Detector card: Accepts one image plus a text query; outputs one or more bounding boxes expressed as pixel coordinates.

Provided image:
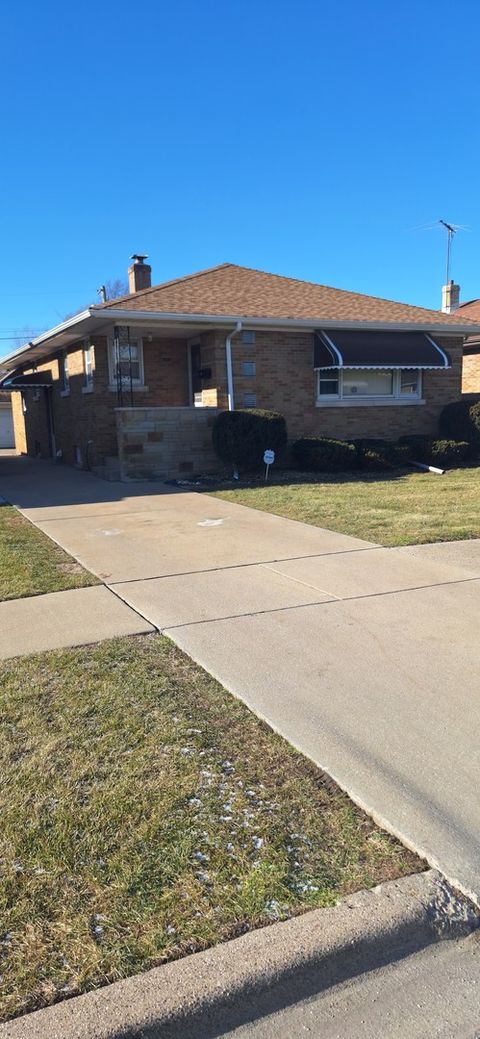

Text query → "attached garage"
[0,396,15,448]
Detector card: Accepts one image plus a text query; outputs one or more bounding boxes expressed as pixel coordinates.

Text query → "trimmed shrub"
[430,439,470,468]
[292,437,356,472]
[438,399,480,448]
[469,401,480,442]
[398,435,432,463]
[212,409,287,470]
[389,443,413,467]
[353,439,411,470]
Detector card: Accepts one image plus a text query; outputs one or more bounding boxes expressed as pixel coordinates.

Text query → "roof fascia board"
[91,309,480,335]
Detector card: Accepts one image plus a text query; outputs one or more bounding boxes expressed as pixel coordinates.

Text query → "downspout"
[225,320,242,410]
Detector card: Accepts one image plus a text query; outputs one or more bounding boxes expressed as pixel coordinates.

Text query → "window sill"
[82,385,94,394]
[108,385,149,393]
[316,398,425,408]
[60,389,70,398]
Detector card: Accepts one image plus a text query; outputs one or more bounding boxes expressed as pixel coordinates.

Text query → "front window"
[400,370,420,395]
[61,352,70,393]
[108,339,144,387]
[84,342,94,388]
[318,373,339,397]
[316,369,422,403]
[342,370,394,397]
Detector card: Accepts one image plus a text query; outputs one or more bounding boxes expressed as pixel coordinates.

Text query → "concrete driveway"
[2,454,480,902]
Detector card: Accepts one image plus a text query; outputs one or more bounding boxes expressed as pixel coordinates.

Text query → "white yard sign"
[263,449,275,480]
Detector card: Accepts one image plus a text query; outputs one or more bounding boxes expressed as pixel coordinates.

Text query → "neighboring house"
[1,257,479,480]
[456,298,480,394]
[0,376,14,448]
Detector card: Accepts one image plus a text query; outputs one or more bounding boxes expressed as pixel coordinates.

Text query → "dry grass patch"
[0,505,97,600]
[211,467,480,546]
[0,634,421,1022]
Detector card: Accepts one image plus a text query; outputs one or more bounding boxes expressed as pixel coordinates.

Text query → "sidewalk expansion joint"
[105,546,383,587]
[157,575,480,632]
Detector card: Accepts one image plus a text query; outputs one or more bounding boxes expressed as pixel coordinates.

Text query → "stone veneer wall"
[116,407,220,481]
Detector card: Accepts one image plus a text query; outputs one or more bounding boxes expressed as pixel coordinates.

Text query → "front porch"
[115,406,221,481]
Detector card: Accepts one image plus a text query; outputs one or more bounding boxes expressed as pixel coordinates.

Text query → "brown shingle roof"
[459,299,480,345]
[98,263,477,327]
[459,299,480,322]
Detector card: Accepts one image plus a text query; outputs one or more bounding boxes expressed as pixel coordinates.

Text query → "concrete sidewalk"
[1,455,480,902]
[0,585,153,659]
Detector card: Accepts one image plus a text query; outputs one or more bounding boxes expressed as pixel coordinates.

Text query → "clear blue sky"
[1,0,479,351]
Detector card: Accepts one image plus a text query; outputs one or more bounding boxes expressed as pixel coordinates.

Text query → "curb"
[1,869,479,1039]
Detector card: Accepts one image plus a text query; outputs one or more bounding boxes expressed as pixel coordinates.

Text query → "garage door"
[0,405,14,448]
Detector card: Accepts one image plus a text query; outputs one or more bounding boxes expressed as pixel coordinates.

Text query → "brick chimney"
[441,279,460,313]
[128,254,152,293]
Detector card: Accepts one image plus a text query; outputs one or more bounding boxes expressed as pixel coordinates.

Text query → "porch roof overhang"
[0,371,53,389]
[313,330,451,370]
[0,305,478,375]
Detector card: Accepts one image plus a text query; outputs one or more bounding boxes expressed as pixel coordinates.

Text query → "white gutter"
[225,320,242,410]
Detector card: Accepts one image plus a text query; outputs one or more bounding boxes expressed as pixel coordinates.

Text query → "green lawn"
[0,505,98,601]
[211,467,480,546]
[0,634,421,1022]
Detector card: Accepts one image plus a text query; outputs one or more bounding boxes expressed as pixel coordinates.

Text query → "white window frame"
[108,337,145,391]
[83,340,94,393]
[316,369,424,407]
[60,352,70,396]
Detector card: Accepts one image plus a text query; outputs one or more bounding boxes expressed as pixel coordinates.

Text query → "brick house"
[455,298,480,394]
[2,257,479,480]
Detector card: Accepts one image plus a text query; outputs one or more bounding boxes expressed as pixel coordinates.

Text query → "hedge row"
[211,407,475,474]
[291,436,470,472]
[439,398,480,452]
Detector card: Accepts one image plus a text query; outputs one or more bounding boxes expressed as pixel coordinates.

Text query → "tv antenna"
[439,219,468,283]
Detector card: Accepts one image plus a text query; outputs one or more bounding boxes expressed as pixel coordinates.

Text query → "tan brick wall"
[226,330,463,441]
[200,388,220,406]
[12,362,58,459]
[462,351,480,395]
[12,335,191,468]
[12,391,28,453]
[116,407,220,480]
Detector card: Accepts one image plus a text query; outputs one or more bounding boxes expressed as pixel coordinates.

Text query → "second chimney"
[128,254,152,293]
[441,279,460,313]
